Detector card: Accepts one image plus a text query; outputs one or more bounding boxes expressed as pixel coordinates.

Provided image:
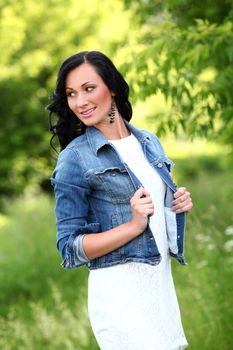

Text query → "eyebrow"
[65,81,95,90]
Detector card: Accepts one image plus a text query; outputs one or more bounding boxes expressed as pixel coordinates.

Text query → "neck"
[95,114,130,140]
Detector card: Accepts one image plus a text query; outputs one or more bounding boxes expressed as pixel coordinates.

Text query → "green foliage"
[0,157,233,349]
[0,0,131,195]
[124,0,233,25]
[0,0,232,196]
[0,193,99,349]
[173,158,233,350]
[122,0,233,144]
[0,285,99,350]
[172,154,225,181]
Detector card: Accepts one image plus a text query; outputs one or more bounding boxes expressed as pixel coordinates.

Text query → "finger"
[174,187,186,199]
[141,188,151,197]
[138,197,153,205]
[133,187,151,199]
[173,203,193,213]
[172,200,193,213]
[143,203,154,211]
[134,202,154,212]
[133,187,146,199]
[172,196,192,208]
[172,198,191,210]
[172,192,190,206]
[142,208,154,217]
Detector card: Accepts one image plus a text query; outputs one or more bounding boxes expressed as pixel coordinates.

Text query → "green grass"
[172,157,233,350]
[0,195,99,350]
[0,155,232,349]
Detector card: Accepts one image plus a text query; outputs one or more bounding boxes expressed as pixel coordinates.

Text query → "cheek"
[97,89,112,108]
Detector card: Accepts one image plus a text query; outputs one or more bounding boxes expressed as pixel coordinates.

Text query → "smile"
[80,107,96,116]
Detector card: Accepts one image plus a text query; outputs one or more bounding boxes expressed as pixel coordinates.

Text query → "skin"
[66,63,129,140]
[65,63,193,259]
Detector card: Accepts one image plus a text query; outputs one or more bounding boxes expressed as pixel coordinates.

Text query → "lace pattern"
[88,134,188,350]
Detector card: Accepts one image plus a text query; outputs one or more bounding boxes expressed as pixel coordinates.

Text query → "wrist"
[127,220,143,238]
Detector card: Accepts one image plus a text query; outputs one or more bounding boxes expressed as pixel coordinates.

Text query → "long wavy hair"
[48,51,133,151]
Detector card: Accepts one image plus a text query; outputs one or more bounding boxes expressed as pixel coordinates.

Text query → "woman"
[48,50,193,350]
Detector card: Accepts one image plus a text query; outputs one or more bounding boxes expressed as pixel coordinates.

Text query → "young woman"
[48,51,193,350]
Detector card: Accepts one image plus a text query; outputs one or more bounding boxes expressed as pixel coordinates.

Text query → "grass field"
[0,154,232,349]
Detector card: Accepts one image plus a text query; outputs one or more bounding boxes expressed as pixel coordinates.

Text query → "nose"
[76,92,88,108]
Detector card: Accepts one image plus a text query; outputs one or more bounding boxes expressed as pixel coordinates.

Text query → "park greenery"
[0,156,232,349]
[0,1,233,349]
[0,0,232,196]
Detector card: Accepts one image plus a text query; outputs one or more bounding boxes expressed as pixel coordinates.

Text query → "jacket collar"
[86,120,152,156]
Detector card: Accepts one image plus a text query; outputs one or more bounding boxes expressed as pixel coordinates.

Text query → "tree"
[0,0,232,196]
[121,0,233,145]
[0,0,131,195]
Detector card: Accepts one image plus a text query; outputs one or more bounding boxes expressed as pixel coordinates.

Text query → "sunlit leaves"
[118,6,233,145]
[0,0,232,195]
[0,0,133,195]
[0,5,26,67]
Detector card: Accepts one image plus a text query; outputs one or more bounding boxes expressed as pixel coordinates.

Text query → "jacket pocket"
[94,166,135,203]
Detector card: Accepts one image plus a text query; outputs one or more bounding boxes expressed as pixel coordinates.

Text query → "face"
[65,63,113,128]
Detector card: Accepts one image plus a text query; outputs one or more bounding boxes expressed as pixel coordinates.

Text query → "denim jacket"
[51,121,187,270]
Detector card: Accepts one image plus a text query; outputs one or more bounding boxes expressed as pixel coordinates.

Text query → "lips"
[80,107,96,117]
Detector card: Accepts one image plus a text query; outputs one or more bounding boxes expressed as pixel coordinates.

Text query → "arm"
[83,186,153,260]
[51,148,95,268]
[74,221,144,264]
[52,148,153,267]
[83,221,141,260]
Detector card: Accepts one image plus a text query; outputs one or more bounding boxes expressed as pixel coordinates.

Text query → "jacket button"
[157,163,163,168]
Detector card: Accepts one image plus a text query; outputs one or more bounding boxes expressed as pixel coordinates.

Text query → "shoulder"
[65,133,88,150]
[56,132,90,168]
[137,127,166,154]
[128,122,162,145]
[143,129,160,141]
[142,129,175,170]
[52,141,86,184]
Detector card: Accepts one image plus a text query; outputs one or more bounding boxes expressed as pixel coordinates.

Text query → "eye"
[85,86,95,92]
[67,91,76,97]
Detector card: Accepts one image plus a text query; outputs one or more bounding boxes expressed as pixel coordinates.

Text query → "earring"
[108,101,116,123]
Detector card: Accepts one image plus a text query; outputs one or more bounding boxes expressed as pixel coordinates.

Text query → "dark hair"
[48,51,132,151]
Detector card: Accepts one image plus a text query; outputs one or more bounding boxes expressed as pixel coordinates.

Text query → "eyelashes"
[86,86,95,92]
[66,86,96,97]
[67,91,76,97]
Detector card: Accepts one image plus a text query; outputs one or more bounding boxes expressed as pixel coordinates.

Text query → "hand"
[130,187,154,234]
[172,187,193,213]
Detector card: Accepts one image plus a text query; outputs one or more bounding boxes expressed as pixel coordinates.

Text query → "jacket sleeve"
[51,147,100,269]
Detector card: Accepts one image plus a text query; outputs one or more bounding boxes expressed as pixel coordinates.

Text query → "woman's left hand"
[172,187,193,213]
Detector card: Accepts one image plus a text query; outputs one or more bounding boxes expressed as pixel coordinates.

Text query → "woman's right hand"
[82,187,154,260]
[130,187,154,234]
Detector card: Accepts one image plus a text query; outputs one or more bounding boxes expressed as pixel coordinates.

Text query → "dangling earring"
[108,100,116,123]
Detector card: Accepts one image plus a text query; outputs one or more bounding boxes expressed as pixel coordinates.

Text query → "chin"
[81,116,109,128]
[81,118,99,127]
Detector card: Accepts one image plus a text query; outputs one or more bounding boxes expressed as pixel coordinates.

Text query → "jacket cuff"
[73,234,90,264]
[61,223,100,269]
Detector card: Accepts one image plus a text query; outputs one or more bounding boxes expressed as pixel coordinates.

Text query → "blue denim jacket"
[51,121,186,270]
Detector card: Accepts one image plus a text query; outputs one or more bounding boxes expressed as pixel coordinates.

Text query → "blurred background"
[0,0,232,349]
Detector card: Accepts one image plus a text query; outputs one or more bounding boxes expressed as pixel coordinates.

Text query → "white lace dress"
[88,134,188,350]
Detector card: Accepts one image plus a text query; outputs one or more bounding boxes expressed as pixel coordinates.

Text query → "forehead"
[66,63,103,87]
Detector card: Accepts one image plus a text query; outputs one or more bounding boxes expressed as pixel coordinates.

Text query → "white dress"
[88,134,188,350]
